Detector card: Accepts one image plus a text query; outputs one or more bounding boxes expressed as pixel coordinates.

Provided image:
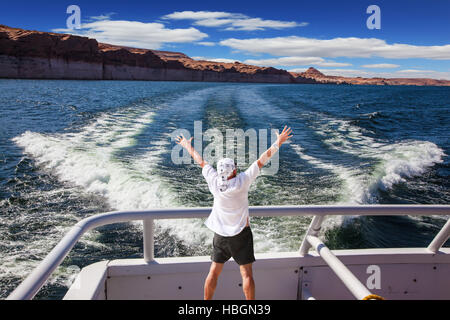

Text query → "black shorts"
[212,226,256,265]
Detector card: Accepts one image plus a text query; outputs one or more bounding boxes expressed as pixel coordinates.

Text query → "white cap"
[217,158,236,192]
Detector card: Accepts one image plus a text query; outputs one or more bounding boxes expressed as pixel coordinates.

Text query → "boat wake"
[12,108,175,210]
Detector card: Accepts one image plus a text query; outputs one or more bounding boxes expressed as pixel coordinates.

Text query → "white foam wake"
[291,143,371,204]
[12,108,176,211]
[12,86,219,211]
[373,141,445,191]
[296,113,446,204]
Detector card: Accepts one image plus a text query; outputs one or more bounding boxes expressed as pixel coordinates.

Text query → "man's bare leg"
[204,262,224,300]
[239,263,255,300]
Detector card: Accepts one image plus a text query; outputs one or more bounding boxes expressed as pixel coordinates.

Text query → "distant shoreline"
[1,25,449,86]
[2,78,449,89]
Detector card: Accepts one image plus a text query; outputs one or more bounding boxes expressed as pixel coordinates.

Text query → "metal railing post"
[306,235,372,300]
[143,219,154,263]
[299,215,325,256]
[427,219,450,253]
[301,287,316,300]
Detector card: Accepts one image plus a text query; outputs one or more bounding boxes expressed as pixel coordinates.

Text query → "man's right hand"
[275,125,293,146]
[257,125,293,169]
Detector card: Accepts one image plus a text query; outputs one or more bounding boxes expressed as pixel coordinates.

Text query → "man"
[175,126,293,300]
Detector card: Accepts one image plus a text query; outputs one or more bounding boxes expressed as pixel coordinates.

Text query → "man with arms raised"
[175,126,293,300]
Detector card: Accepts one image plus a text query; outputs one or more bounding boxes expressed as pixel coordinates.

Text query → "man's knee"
[239,263,253,281]
[208,262,224,279]
[207,271,220,282]
[242,273,254,284]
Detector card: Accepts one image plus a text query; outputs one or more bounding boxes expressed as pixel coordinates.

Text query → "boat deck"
[64,248,450,300]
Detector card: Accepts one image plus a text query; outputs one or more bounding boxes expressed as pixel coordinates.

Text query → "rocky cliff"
[291,67,450,86]
[0,25,296,83]
[1,25,449,86]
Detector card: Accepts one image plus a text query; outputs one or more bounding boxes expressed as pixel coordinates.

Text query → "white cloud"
[288,68,308,73]
[361,63,400,68]
[162,10,307,31]
[195,18,235,27]
[397,69,433,73]
[162,11,238,20]
[220,36,450,60]
[222,18,306,31]
[52,19,208,49]
[243,56,351,67]
[192,56,239,63]
[197,41,216,46]
[88,13,116,21]
[317,61,352,67]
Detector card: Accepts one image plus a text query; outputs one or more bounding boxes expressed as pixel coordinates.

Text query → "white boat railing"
[6,204,450,300]
[427,218,450,253]
[306,235,373,300]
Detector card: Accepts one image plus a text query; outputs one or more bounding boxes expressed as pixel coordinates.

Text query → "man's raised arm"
[175,134,207,168]
[257,126,293,169]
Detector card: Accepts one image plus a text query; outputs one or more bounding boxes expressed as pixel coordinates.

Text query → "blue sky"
[2,0,450,79]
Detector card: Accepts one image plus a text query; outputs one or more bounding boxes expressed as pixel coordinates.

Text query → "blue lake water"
[0,80,449,299]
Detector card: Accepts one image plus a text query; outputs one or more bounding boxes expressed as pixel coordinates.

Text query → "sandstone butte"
[1,25,449,86]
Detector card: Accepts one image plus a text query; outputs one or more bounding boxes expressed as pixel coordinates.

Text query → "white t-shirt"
[202,161,260,237]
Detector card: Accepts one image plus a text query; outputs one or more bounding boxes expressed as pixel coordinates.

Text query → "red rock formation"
[1,25,449,86]
[291,67,450,86]
[0,25,101,62]
[0,25,295,82]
